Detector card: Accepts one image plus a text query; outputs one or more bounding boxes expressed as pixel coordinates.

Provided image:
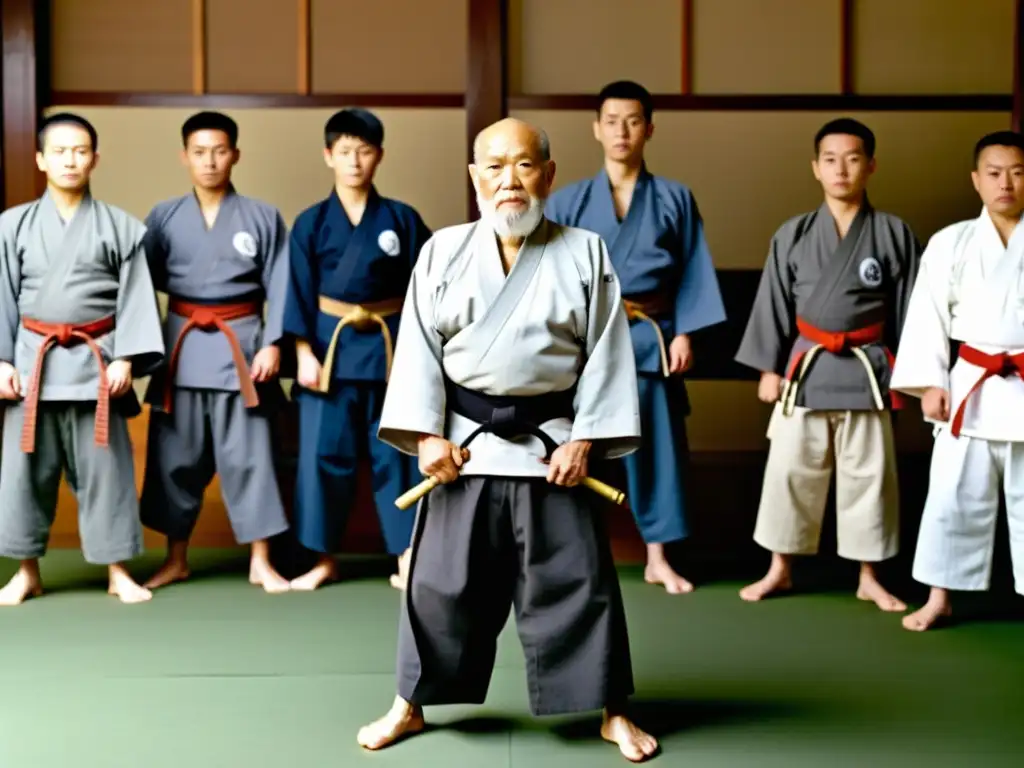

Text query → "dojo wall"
[25,0,1018,552]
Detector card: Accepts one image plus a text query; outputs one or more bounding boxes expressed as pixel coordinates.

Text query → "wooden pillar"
[1014,0,1023,131]
[466,0,508,220]
[297,0,312,95]
[191,0,207,96]
[680,0,693,94]
[839,0,854,95]
[1,0,47,208]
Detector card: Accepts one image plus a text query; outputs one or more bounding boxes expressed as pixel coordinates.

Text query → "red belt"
[784,317,903,410]
[949,345,1024,437]
[20,314,116,453]
[164,298,262,413]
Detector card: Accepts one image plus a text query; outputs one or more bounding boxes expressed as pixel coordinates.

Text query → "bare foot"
[902,587,952,632]
[739,572,793,601]
[601,710,660,762]
[249,557,291,594]
[289,556,338,591]
[643,543,693,594]
[389,548,411,591]
[356,696,426,750]
[144,559,190,590]
[108,565,153,604]
[644,560,693,594]
[740,553,793,601]
[856,564,906,612]
[0,563,43,606]
[145,540,190,589]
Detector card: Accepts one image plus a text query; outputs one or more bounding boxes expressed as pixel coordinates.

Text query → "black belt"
[394,379,627,510]
[444,380,576,458]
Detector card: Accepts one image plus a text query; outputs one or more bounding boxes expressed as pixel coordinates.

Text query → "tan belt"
[316,295,403,392]
[622,292,672,377]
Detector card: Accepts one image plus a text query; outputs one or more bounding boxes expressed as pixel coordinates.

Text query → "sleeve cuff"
[570,414,642,459]
[378,410,447,456]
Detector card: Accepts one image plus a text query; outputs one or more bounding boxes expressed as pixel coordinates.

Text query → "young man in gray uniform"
[140,111,291,593]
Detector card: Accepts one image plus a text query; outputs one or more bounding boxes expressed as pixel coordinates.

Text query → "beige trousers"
[753,405,900,562]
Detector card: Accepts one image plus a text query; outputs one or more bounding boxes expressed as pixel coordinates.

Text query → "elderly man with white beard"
[355,118,659,762]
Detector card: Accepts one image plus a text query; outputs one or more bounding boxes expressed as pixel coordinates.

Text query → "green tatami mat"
[1,549,1022,768]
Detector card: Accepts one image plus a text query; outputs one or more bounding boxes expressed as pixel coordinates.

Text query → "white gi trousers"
[913,429,1024,594]
[753,405,900,562]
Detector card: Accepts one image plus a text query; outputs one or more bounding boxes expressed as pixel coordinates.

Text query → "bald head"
[472,118,550,165]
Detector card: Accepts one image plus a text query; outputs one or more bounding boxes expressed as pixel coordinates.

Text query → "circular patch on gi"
[233,231,258,258]
[378,229,401,257]
[858,256,883,288]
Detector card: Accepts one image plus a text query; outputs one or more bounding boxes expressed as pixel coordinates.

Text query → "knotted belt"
[622,291,672,377]
[164,297,262,414]
[20,314,116,453]
[316,295,403,392]
[394,380,626,510]
[780,317,902,417]
[949,345,1024,437]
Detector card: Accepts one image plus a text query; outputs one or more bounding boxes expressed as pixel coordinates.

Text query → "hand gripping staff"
[394,420,627,510]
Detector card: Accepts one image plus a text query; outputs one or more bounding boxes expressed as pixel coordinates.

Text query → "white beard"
[476,192,546,239]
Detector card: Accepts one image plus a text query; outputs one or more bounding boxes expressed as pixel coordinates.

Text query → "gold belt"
[622,293,671,377]
[316,295,403,392]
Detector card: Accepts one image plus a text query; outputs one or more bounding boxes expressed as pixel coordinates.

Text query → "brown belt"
[164,297,263,413]
[315,295,403,392]
[20,314,117,453]
[622,292,672,377]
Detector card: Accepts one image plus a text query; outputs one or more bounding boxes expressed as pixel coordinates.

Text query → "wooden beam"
[840,0,853,95]
[507,93,1012,112]
[47,91,465,109]
[1014,0,1023,131]
[191,0,207,96]
[466,0,508,220]
[297,0,311,95]
[681,0,693,94]
[1,0,43,208]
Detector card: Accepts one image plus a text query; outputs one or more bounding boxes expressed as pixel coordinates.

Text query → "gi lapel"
[606,166,651,276]
[459,219,549,367]
[978,206,1024,282]
[320,188,382,297]
[191,186,239,287]
[583,169,622,247]
[800,200,871,320]
[31,192,95,315]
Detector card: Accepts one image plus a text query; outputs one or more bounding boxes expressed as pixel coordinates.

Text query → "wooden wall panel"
[692,0,842,94]
[206,0,299,93]
[854,0,1015,94]
[310,0,466,94]
[510,0,681,94]
[50,0,193,92]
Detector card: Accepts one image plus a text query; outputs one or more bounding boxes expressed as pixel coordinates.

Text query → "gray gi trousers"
[140,388,289,545]
[0,401,143,565]
[397,476,635,716]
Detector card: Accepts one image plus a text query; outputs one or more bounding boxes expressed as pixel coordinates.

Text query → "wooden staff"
[395,473,626,511]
